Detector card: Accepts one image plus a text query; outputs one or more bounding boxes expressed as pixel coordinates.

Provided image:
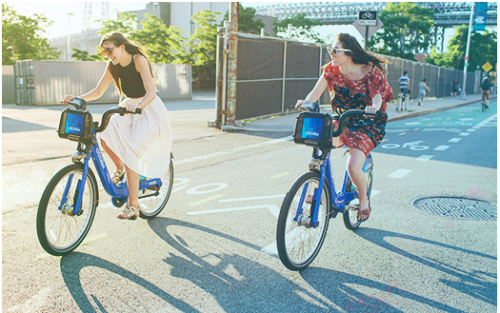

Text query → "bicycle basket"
[293,112,333,147]
[57,108,93,142]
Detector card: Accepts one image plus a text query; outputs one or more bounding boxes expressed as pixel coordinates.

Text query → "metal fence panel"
[237,37,284,80]
[235,81,282,119]
[13,60,191,105]
[2,65,15,104]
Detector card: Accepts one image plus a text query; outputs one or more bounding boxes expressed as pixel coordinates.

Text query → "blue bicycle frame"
[293,151,373,227]
[63,129,162,216]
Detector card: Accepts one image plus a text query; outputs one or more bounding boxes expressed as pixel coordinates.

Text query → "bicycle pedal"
[147,185,160,191]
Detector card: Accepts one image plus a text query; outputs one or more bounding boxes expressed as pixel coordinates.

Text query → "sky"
[5,1,496,52]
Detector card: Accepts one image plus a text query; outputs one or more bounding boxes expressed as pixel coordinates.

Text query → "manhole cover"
[412,196,497,221]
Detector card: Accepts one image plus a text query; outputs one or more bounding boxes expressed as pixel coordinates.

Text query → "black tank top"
[118,54,147,98]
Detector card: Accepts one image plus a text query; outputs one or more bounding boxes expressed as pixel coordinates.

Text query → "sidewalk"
[223,94,494,132]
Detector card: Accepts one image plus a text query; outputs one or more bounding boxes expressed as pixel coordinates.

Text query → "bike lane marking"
[388,169,412,178]
[175,135,292,165]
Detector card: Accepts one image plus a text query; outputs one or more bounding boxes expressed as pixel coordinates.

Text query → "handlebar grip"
[135,107,142,114]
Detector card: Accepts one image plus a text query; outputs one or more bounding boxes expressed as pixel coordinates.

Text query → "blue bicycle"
[277,108,379,271]
[36,97,173,256]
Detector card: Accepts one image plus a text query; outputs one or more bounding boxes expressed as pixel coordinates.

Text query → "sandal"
[117,206,139,220]
[112,168,126,184]
[357,200,371,222]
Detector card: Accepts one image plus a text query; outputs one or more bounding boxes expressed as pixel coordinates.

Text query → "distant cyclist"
[480,77,493,108]
[399,71,410,96]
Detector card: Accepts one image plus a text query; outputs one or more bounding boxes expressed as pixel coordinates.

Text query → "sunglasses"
[100,46,117,57]
[327,47,352,55]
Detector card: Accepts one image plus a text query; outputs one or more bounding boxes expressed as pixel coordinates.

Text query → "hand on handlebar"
[364,105,380,114]
[62,94,76,104]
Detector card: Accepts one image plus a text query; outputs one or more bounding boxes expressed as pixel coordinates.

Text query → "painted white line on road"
[434,145,449,151]
[467,129,476,132]
[475,114,497,128]
[459,132,470,136]
[219,195,285,203]
[417,155,433,161]
[175,136,292,165]
[388,169,412,178]
[448,138,462,143]
[187,205,279,217]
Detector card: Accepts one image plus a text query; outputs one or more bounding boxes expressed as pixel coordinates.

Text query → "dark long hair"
[100,32,156,100]
[337,33,390,75]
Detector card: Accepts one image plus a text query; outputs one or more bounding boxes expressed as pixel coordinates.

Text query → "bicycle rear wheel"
[277,171,330,271]
[139,156,174,219]
[36,163,98,256]
[343,167,373,230]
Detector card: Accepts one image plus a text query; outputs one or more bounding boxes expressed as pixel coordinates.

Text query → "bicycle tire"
[36,163,98,256]
[343,167,373,230]
[277,171,330,271]
[139,157,174,219]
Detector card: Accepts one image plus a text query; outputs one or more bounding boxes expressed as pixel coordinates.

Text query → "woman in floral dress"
[296,33,393,222]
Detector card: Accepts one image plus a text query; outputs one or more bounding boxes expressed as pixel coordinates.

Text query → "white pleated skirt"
[98,95,173,178]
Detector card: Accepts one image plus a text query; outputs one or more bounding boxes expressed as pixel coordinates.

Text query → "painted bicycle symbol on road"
[381,141,429,150]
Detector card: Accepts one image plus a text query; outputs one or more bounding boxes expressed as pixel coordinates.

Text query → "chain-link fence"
[231,34,477,121]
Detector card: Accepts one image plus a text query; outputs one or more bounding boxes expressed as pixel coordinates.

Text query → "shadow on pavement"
[354,228,497,306]
[2,117,54,133]
[148,217,332,312]
[60,252,198,313]
[147,217,470,312]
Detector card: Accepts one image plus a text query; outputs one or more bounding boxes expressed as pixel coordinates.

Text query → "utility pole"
[67,13,73,60]
[460,3,474,100]
[225,2,238,126]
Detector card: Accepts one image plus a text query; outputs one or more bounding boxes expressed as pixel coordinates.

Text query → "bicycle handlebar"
[64,97,142,133]
[331,110,384,138]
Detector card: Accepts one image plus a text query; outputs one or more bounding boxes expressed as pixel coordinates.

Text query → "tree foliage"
[129,14,187,64]
[221,4,265,34]
[425,26,497,73]
[2,3,61,65]
[273,13,324,43]
[71,48,103,61]
[368,2,435,61]
[97,12,137,37]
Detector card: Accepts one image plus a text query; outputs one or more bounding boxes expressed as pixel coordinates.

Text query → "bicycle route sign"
[358,11,377,26]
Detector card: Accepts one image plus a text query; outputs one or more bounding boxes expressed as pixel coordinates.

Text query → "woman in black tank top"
[62,32,173,220]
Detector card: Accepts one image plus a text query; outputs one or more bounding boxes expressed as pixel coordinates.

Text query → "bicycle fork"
[59,157,91,216]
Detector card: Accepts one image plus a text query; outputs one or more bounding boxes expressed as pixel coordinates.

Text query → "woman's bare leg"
[100,139,124,170]
[347,148,370,214]
[124,165,140,209]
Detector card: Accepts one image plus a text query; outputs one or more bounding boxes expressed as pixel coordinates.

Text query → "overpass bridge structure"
[254,2,497,52]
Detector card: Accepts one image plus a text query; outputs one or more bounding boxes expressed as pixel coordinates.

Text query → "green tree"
[180,10,221,84]
[425,26,497,72]
[368,2,434,61]
[97,12,137,36]
[71,48,105,61]
[221,4,265,34]
[129,14,187,64]
[2,3,61,65]
[273,13,324,43]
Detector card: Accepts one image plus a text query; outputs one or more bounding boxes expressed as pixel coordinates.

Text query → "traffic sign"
[358,11,377,26]
[482,62,493,72]
[353,17,383,40]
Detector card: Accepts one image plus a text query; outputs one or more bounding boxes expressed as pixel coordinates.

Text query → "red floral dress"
[322,62,393,156]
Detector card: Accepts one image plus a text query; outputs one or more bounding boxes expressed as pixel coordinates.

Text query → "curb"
[223,96,494,132]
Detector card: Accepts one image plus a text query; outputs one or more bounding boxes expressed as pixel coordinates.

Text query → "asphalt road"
[2,98,497,312]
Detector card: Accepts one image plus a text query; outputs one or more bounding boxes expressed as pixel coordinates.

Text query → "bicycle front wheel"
[277,171,330,271]
[36,163,98,256]
[139,156,174,219]
[343,167,373,230]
